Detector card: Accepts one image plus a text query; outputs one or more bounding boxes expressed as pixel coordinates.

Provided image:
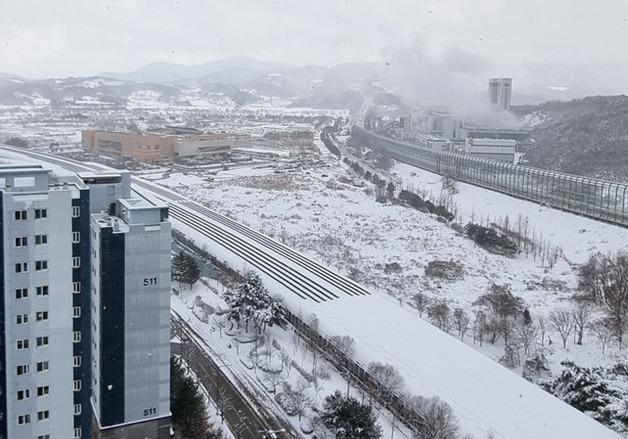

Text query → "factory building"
[464,138,520,163]
[0,165,171,439]
[82,128,231,161]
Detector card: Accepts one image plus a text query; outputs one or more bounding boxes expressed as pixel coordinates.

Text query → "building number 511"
[143,277,158,286]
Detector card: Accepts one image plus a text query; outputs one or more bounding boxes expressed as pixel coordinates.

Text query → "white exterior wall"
[123,221,171,422]
[3,189,75,439]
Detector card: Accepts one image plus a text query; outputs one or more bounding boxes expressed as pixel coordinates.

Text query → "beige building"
[82,129,231,161]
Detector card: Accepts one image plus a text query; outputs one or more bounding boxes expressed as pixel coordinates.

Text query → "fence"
[283,307,431,435]
[352,126,628,227]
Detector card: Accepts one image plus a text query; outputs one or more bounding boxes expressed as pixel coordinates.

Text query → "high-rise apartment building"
[489,78,512,110]
[0,165,171,439]
[90,198,171,439]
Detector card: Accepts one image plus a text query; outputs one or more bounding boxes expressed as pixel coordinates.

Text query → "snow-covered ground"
[128,170,616,438]
[392,162,628,264]
[172,278,411,438]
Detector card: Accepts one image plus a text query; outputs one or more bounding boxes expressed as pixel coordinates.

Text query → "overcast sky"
[2,0,628,78]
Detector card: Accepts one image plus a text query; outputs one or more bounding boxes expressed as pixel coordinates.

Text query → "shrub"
[465,223,518,256]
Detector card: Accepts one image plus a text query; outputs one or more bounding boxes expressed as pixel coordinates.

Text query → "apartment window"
[36,285,49,296]
[72,307,81,319]
[72,205,80,218]
[73,331,81,343]
[73,404,82,415]
[17,389,30,400]
[73,355,81,367]
[35,234,48,245]
[14,236,27,247]
[37,410,49,421]
[16,313,29,325]
[36,361,49,372]
[17,414,31,425]
[38,435,51,439]
[37,385,49,397]
[16,339,29,350]
[36,336,49,347]
[15,288,28,299]
[14,210,27,221]
[15,263,28,273]
[16,364,30,375]
[72,256,80,268]
[35,260,48,271]
[36,311,48,322]
[34,209,47,219]
[73,282,81,294]
[72,231,80,243]
[74,426,82,438]
[73,380,81,391]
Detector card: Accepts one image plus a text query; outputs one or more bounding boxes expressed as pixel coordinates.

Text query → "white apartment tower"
[0,165,91,439]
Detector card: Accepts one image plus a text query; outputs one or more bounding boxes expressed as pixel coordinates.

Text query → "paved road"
[172,311,298,439]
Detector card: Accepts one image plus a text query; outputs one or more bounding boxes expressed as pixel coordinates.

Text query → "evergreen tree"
[223,271,284,333]
[172,252,201,289]
[170,357,220,438]
[320,391,382,438]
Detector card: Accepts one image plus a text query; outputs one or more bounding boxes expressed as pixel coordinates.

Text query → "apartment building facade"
[90,198,171,439]
[0,165,171,439]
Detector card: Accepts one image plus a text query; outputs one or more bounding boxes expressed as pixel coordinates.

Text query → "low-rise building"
[464,138,519,163]
[82,129,231,161]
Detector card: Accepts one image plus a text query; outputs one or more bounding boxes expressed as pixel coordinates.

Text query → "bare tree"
[279,348,292,378]
[537,315,547,347]
[412,396,460,439]
[264,371,284,394]
[412,293,429,317]
[329,335,355,359]
[549,310,573,349]
[453,308,470,341]
[367,362,405,394]
[602,253,628,349]
[427,301,451,332]
[592,320,612,354]
[572,302,593,345]
[292,379,312,421]
[517,321,539,356]
[213,316,227,339]
[473,310,486,346]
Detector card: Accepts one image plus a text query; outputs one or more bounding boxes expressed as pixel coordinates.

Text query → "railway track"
[0,146,371,304]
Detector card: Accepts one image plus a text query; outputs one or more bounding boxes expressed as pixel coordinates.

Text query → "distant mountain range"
[3,57,628,110]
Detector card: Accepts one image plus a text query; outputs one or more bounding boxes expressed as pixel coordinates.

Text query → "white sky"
[2,0,628,78]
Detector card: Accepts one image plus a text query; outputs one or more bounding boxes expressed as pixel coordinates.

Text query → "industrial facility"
[81,127,232,162]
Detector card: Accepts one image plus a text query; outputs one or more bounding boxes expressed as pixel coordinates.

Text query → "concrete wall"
[3,187,75,439]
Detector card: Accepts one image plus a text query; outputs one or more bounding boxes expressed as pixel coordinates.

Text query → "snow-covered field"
[145,154,626,438]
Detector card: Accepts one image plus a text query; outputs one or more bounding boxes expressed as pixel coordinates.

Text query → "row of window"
[14,232,80,248]
[17,361,49,375]
[14,283,81,301]
[17,409,49,424]
[14,208,48,221]
[15,257,80,273]
[15,308,80,325]
[16,335,49,350]
[16,355,82,377]
[17,385,49,400]
[14,206,80,220]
